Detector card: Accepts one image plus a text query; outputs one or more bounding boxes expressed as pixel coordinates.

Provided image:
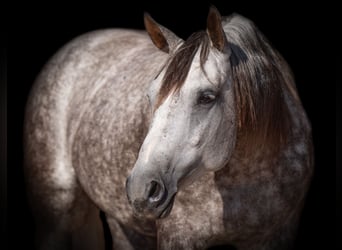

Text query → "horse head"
[126,7,237,219]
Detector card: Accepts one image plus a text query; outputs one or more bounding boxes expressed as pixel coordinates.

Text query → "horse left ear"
[144,13,182,54]
[206,6,228,52]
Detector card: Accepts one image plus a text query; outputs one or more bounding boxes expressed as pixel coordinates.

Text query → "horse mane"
[156,14,293,154]
[223,14,292,153]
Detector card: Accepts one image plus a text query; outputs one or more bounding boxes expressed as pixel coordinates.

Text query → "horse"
[24,6,313,250]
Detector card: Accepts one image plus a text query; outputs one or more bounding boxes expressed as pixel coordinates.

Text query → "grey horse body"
[24,13,313,250]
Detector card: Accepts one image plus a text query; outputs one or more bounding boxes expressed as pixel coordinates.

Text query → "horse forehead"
[187,49,228,87]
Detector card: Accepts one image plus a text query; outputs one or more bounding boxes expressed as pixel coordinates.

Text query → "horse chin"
[131,192,177,220]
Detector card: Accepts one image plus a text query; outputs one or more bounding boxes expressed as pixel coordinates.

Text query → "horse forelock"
[155,31,210,109]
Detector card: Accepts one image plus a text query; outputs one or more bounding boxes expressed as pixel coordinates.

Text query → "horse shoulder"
[24,28,163,208]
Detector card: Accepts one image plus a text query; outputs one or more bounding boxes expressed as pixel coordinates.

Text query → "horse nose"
[126,174,168,216]
[146,180,167,207]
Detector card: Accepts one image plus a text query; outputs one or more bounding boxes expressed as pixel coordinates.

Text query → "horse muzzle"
[126,174,177,219]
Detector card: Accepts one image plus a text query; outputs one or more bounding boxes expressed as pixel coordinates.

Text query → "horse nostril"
[147,181,165,205]
[148,181,161,200]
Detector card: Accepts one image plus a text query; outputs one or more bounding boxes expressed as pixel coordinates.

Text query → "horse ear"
[206,6,228,51]
[144,13,182,53]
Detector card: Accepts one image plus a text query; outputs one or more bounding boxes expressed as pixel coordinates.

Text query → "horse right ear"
[206,6,228,52]
[144,13,182,54]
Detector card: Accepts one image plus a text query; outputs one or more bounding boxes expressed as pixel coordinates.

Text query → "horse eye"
[198,92,217,105]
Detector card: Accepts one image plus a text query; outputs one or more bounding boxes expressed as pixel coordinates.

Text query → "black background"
[8,1,337,250]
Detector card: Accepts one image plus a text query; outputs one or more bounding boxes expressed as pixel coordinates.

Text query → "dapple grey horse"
[24,6,313,250]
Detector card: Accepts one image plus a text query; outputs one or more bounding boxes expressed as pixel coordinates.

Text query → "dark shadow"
[207,244,237,250]
[229,43,248,67]
[100,211,113,250]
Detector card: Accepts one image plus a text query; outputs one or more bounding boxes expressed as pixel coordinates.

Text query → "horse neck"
[221,82,311,185]
[220,140,276,185]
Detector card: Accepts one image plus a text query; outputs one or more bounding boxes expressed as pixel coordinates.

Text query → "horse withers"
[24,6,313,250]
